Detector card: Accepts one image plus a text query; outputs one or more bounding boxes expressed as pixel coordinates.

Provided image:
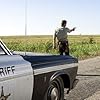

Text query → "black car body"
[0,39,78,100]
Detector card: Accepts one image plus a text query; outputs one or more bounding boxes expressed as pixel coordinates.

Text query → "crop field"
[0,35,100,60]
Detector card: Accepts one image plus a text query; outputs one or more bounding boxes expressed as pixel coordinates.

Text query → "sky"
[0,0,100,36]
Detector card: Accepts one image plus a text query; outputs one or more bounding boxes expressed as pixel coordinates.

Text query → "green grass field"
[0,35,100,60]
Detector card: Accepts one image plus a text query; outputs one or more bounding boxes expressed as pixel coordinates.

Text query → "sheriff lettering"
[0,66,15,76]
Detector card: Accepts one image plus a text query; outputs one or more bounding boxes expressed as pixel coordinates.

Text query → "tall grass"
[1,35,100,60]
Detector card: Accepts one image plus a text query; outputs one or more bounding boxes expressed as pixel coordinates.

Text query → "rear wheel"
[46,77,64,100]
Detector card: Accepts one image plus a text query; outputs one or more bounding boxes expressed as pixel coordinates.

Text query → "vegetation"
[0,35,100,60]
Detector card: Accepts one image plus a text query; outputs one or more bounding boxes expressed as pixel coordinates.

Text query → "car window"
[0,45,6,55]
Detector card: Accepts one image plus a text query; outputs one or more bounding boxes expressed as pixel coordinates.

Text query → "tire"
[46,77,64,100]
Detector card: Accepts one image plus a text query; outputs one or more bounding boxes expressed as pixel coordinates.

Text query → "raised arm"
[69,27,76,32]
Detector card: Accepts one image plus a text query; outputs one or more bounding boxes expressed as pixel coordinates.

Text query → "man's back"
[55,27,70,41]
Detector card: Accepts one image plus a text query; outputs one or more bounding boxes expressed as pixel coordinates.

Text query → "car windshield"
[0,45,6,55]
[0,40,12,55]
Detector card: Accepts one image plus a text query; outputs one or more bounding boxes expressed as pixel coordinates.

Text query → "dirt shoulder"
[65,56,100,100]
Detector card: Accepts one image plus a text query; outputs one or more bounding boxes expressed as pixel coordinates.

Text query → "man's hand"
[72,27,76,31]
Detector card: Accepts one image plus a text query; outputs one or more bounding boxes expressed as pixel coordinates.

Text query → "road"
[64,56,100,100]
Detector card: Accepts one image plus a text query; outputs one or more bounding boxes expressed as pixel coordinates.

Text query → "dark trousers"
[58,41,69,55]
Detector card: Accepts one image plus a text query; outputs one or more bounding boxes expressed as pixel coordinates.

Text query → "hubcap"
[51,87,59,100]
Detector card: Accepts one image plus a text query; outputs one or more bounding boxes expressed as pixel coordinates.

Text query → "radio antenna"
[25,0,27,55]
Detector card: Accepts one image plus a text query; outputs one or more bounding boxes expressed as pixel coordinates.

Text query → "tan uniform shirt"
[54,27,70,41]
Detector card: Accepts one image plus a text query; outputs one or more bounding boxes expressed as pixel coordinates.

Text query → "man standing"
[53,20,76,55]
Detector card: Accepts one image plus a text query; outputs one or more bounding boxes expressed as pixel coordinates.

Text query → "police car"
[0,39,78,100]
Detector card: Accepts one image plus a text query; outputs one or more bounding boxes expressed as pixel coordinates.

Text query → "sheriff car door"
[0,41,33,100]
